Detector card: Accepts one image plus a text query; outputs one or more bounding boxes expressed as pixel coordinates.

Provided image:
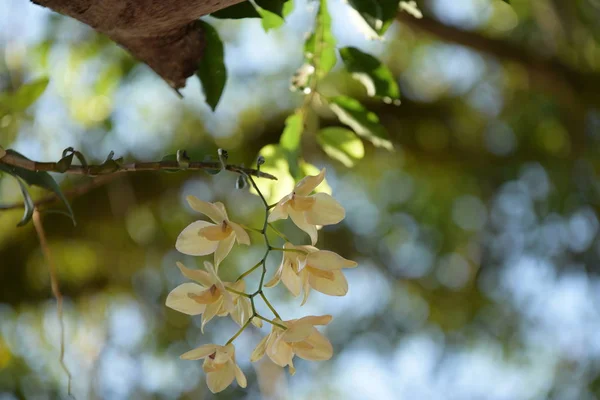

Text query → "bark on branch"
[31,0,245,89]
[0,151,276,179]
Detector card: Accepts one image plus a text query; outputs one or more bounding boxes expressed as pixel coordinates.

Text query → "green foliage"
[0,150,75,226]
[279,112,304,178]
[347,0,399,37]
[196,21,227,111]
[211,2,260,18]
[328,96,393,150]
[0,77,49,113]
[339,47,400,100]
[211,0,293,31]
[13,175,34,227]
[304,0,337,80]
[317,127,365,167]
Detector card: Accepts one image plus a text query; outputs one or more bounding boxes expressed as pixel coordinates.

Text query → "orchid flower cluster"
[165,168,357,393]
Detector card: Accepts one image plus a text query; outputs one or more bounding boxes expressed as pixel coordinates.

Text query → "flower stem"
[226,318,252,345]
[254,314,286,330]
[270,247,307,254]
[268,223,290,242]
[260,292,281,320]
[225,287,251,298]
[235,259,263,282]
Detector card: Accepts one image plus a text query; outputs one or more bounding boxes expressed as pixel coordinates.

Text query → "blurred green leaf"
[0,77,49,112]
[304,0,337,79]
[347,0,398,37]
[0,165,34,227]
[254,144,295,203]
[256,7,285,31]
[317,127,365,167]
[15,177,34,227]
[211,2,260,18]
[2,150,76,225]
[279,112,304,178]
[211,0,292,23]
[328,96,393,150]
[196,21,227,111]
[339,47,400,100]
[0,145,5,159]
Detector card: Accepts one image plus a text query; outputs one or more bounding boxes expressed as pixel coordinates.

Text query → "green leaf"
[211,0,292,22]
[279,112,304,178]
[1,150,76,225]
[256,0,290,17]
[256,7,285,31]
[15,176,34,227]
[317,127,365,167]
[196,21,227,111]
[347,0,398,37]
[339,47,400,101]
[0,77,49,112]
[0,145,5,159]
[211,2,260,18]
[304,0,337,79]
[328,96,393,150]
[0,165,34,227]
[254,144,295,203]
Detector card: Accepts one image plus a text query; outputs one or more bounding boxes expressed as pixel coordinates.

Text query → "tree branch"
[0,152,276,179]
[396,12,600,107]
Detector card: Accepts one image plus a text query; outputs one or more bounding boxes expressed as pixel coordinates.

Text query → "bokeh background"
[2,0,600,398]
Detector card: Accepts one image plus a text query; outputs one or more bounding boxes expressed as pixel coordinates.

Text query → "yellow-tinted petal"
[189,285,220,304]
[176,221,220,256]
[176,262,212,286]
[180,344,218,360]
[187,196,226,223]
[309,270,348,296]
[214,233,236,268]
[266,333,294,367]
[295,168,325,196]
[264,265,283,288]
[214,202,229,220]
[234,362,247,388]
[165,283,208,315]
[204,262,231,311]
[229,222,251,245]
[305,193,345,225]
[251,335,269,362]
[306,250,358,271]
[308,268,335,280]
[201,296,224,333]
[199,224,233,241]
[281,262,303,297]
[214,344,235,364]
[267,200,290,222]
[293,330,333,361]
[206,362,235,393]
[283,322,313,342]
[294,315,333,326]
[289,208,318,245]
[300,276,311,306]
[291,195,315,211]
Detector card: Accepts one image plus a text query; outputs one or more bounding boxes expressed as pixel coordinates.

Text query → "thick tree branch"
[31,0,245,89]
[396,12,600,107]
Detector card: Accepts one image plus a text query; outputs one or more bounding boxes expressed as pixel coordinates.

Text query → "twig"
[0,153,277,180]
[32,209,73,397]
